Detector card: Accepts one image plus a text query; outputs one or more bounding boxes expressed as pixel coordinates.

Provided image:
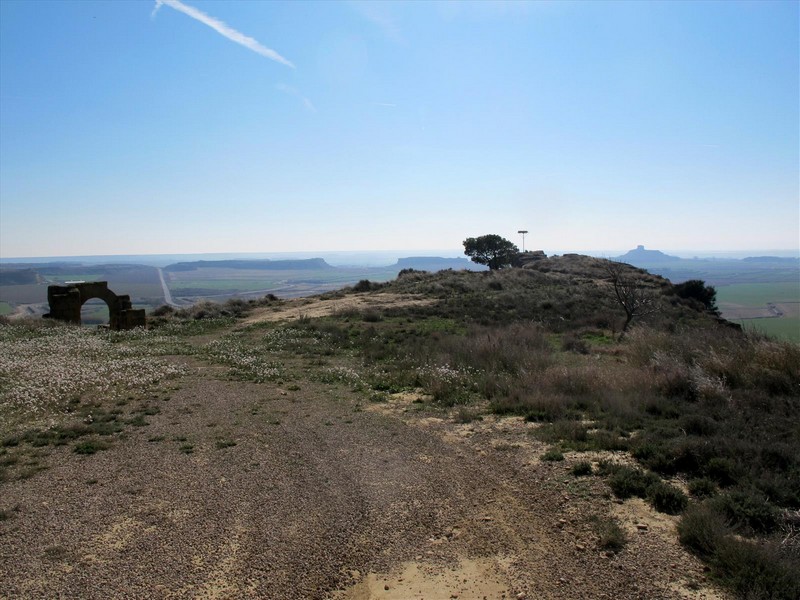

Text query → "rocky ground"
[0,300,729,599]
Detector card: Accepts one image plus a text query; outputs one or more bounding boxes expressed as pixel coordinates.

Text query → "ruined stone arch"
[44,282,146,330]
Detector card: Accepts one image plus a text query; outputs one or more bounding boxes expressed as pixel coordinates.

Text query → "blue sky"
[1,0,797,258]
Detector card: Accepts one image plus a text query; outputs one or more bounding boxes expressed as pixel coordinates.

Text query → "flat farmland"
[744,317,800,343]
[717,281,800,343]
[0,283,48,304]
[0,272,108,305]
[165,266,399,299]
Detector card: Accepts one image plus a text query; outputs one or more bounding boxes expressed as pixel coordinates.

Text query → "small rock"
[559,577,567,585]
[516,593,527,599]
[575,544,585,551]
[635,523,648,531]
[384,584,390,591]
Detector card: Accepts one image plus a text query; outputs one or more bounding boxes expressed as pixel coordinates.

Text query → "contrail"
[276,83,316,113]
[152,0,294,68]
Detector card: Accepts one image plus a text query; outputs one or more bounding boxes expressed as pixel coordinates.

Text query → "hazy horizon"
[1,1,798,258]
[2,246,798,269]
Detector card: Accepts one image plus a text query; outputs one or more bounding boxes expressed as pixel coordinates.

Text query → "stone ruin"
[516,250,548,268]
[44,281,146,330]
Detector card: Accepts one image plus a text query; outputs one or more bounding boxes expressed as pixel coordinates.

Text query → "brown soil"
[1,354,727,600]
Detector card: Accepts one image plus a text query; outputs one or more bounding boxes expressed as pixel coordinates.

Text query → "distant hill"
[0,268,40,285]
[742,256,800,264]
[394,257,486,272]
[607,246,799,286]
[164,258,333,272]
[614,245,681,264]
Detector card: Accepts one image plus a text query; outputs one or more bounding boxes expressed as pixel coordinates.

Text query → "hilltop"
[615,245,681,263]
[1,255,798,599]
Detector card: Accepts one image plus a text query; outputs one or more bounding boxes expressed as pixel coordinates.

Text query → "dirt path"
[0,358,725,599]
[241,293,436,326]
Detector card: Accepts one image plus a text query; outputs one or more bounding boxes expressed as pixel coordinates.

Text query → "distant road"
[157,268,181,307]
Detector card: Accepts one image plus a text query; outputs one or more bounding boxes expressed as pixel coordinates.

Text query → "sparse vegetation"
[2,254,797,598]
[73,439,109,455]
[542,448,564,462]
[679,504,800,600]
[647,481,688,515]
[571,461,593,476]
[591,515,627,553]
[604,261,661,338]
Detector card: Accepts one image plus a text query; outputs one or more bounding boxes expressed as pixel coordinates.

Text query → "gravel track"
[1,360,725,599]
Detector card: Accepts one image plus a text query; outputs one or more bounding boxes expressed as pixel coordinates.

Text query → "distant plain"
[1,250,798,342]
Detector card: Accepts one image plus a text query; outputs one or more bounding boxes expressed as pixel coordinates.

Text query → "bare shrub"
[625,326,799,399]
[151,305,174,317]
[648,481,688,514]
[414,363,476,406]
[442,323,552,375]
[175,299,249,320]
[361,309,382,323]
[679,504,800,599]
[453,406,482,423]
[572,461,593,476]
[491,388,569,420]
[607,465,661,499]
[679,503,726,558]
[352,280,375,292]
[545,365,601,397]
[591,515,627,552]
[542,447,564,461]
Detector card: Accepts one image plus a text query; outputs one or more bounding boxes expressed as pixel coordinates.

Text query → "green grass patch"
[716,282,800,306]
[717,282,800,343]
[741,317,800,344]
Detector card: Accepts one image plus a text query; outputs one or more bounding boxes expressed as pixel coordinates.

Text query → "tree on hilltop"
[463,235,519,270]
